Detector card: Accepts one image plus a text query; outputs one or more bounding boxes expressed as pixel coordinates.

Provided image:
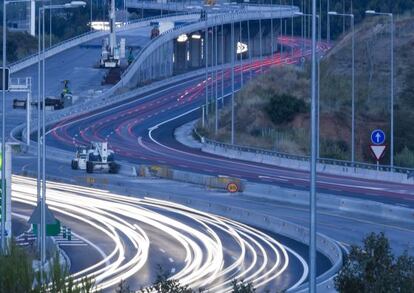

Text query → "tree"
[140,266,193,293]
[231,279,256,293]
[266,93,307,125]
[335,232,414,293]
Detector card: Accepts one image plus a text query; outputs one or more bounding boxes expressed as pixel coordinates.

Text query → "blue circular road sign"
[371,129,386,145]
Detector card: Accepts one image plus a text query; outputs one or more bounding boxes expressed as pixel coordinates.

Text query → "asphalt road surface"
[11,175,326,292]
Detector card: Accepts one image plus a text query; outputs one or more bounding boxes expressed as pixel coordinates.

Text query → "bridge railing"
[9,12,200,73]
[202,137,414,175]
[115,6,299,92]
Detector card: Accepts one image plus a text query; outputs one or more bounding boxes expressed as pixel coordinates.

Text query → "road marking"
[168,257,174,263]
[258,175,289,182]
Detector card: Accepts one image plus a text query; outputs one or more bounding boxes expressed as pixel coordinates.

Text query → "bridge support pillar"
[173,38,188,74]
[189,33,202,69]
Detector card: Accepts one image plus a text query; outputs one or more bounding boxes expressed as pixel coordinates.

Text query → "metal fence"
[203,137,414,175]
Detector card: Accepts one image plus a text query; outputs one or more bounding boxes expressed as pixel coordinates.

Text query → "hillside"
[200,16,414,167]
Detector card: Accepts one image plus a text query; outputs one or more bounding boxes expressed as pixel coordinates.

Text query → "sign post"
[0,143,12,245]
[370,129,387,170]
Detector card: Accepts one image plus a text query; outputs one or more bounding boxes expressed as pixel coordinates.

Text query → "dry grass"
[200,16,414,166]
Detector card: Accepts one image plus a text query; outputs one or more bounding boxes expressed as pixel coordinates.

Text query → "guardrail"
[202,137,414,175]
[9,12,200,73]
[127,0,294,12]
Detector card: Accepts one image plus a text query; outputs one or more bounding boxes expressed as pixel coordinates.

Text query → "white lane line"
[258,175,289,182]
[168,257,174,263]
[159,248,166,253]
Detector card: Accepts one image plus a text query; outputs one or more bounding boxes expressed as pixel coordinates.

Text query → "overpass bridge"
[113,4,300,94]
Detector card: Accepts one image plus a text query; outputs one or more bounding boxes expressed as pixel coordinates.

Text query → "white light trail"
[12,176,308,292]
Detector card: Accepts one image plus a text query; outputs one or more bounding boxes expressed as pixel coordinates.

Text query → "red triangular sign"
[370,145,387,160]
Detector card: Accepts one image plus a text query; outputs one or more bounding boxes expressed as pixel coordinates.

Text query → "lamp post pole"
[327,0,330,42]
[329,11,355,163]
[366,10,394,168]
[205,21,209,120]
[310,0,317,290]
[38,0,86,272]
[1,0,7,255]
[2,0,41,254]
[231,15,235,145]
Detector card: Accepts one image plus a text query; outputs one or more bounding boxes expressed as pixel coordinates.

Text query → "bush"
[334,232,414,293]
[0,242,94,293]
[0,241,34,293]
[231,279,256,293]
[320,139,349,160]
[395,146,414,168]
[266,94,307,125]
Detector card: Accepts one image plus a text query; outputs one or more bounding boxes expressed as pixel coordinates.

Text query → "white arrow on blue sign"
[371,129,385,145]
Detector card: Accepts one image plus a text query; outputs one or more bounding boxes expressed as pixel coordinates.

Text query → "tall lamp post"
[366,10,394,168]
[1,0,7,255]
[38,0,86,269]
[329,11,355,164]
[295,11,320,158]
[2,0,46,255]
[309,0,317,291]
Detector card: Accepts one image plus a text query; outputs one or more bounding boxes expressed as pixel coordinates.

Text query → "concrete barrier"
[245,182,414,224]
[139,164,246,192]
[202,142,414,185]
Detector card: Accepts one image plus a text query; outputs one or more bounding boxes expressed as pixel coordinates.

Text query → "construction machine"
[71,142,120,173]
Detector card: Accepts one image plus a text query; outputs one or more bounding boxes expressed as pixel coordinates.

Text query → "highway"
[45,37,414,207]
[11,175,322,292]
[8,18,414,290]
[4,19,339,291]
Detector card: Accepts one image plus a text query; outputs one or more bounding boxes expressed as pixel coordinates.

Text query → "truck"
[71,146,88,170]
[71,142,120,174]
[14,80,72,110]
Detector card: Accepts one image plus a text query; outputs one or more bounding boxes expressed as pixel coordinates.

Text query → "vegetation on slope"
[201,16,414,167]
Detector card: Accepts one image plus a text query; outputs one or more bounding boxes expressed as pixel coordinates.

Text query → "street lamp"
[328,11,355,164]
[365,10,394,169]
[2,0,47,255]
[295,11,321,159]
[309,0,317,291]
[38,0,86,271]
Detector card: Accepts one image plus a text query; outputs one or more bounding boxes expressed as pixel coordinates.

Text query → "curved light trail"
[12,175,308,292]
